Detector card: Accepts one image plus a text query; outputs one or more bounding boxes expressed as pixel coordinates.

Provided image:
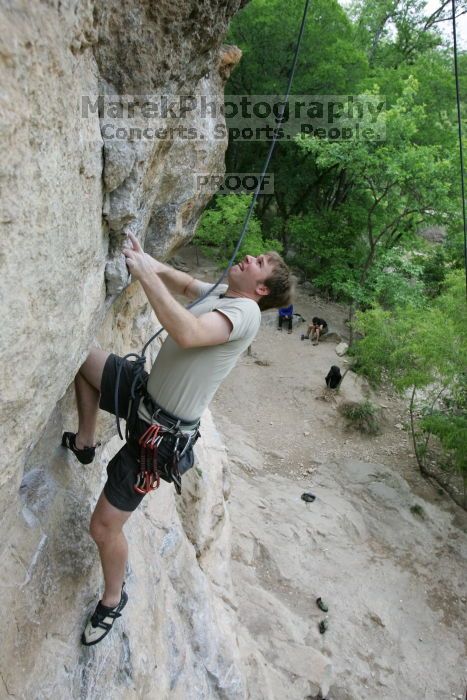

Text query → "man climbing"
[62,232,293,645]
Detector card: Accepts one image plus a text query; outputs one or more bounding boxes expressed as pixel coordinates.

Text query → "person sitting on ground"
[62,232,293,646]
[301,316,328,344]
[277,304,294,333]
[325,365,342,389]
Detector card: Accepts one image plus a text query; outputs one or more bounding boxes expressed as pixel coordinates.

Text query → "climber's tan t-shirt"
[139,283,261,423]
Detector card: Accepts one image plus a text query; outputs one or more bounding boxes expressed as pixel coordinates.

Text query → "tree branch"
[423,1,467,30]
[374,207,424,245]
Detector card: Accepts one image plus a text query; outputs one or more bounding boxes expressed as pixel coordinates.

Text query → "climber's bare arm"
[146,259,203,300]
[123,233,232,347]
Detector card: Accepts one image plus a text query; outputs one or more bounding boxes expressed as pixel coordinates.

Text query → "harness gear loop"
[132,408,199,496]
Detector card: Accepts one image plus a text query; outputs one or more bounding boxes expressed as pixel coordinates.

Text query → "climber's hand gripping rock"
[123,232,162,282]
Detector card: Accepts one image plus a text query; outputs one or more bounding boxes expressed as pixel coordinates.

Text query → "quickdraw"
[134,424,163,494]
[134,421,187,495]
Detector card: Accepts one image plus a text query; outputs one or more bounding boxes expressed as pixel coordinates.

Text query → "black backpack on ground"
[325,365,342,389]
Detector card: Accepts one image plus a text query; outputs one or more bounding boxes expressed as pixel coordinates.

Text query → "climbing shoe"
[81,584,128,646]
[61,432,98,465]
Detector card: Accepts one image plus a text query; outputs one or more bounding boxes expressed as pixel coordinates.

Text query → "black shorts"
[99,353,195,512]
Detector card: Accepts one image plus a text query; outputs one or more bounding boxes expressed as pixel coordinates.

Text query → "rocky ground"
[177,246,467,700]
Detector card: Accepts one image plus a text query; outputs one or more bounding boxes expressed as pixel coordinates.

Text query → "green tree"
[353,270,467,507]
[225,0,368,232]
[291,77,456,316]
[228,0,367,97]
[350,0,467,68]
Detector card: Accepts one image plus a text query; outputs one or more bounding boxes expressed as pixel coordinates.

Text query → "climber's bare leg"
[75,348,110,449]
[90,492,132,607]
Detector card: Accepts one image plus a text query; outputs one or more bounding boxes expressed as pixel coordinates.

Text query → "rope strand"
[451,0,467,299]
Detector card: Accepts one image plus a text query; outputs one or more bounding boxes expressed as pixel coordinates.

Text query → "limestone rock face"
[93,3,244,295]
[94,1,245,94]
[0,1,250,697]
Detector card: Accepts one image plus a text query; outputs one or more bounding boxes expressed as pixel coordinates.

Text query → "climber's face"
[228,254,273,299]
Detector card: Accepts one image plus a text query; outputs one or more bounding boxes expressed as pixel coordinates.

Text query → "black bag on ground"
[325,365,342,389]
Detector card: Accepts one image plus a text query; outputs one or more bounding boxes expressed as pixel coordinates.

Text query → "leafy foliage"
[222,0,466,311]
[410,503,425,518]
[292,77,456,304]
[353,271,467,498]
[420,412,467,474]
[228,0,367,97]
[224,0,368,237]
[194,194,282,265]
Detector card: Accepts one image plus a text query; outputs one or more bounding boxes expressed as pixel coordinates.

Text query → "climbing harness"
[113,0,312,491]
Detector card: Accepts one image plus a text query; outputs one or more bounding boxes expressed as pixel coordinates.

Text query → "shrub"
[338,400,380,435]
[352,270,467,508]
[410,504,426,519]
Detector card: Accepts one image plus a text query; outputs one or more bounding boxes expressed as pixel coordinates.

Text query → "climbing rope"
[451,0,467,299]
[115,0,311,438]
